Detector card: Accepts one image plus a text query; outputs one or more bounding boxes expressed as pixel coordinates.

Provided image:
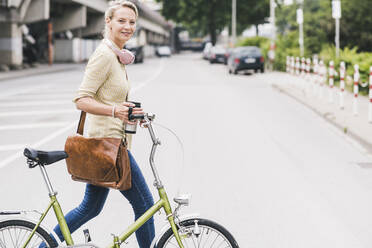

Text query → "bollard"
[291,56,295,75]
[286,56,290,73]
[301,57,306,77]
[296,57,300,76]
[339,61,346,110]
[306,58,311,79]
[306,58,311,92]
[353,64,360,116]
[369,66,372,123]
[328,61,334,103]
[318,60,325,99]
[312,58,319,95]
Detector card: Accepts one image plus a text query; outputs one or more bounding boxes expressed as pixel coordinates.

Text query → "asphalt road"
[1,53,372,248]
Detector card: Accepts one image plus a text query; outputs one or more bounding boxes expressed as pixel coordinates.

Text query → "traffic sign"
[332,0,341,19]
[296,8,303,24]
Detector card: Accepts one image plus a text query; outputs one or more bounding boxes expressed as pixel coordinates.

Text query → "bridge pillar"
[0,23,22,66]
[53,5,87,33]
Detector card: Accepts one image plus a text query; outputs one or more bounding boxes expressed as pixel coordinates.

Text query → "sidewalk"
[0,63,85,82]
[269,71,372,153]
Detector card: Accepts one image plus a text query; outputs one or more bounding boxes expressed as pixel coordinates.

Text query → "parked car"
[224,47,234,65]
[126,45,144,63]
[209,45,226,64]
[202,42,212,60]
[227,46,265,74]
[156,46,171,57]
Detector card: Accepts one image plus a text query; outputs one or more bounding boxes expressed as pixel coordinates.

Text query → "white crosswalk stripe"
[0,109,76,117]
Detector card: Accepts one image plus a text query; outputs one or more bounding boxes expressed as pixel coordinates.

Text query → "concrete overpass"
[0,0,173,66]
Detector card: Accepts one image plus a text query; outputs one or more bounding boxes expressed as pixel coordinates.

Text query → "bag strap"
[77,111,86,135]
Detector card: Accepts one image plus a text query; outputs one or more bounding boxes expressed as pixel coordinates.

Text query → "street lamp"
[232,0,236,47]
[332,0,341,58]
[296,7,304,56]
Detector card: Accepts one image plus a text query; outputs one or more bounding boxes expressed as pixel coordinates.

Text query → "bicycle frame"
[21,114,184,248]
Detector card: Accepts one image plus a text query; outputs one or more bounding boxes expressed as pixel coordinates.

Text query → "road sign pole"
[335,18,340,58]
[332,0,341,58]
[297,8,304,57]
[232,0,236,46]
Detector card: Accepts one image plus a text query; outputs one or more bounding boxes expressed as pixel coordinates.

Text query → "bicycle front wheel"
[157,218,239,248]
[0,219,58,248]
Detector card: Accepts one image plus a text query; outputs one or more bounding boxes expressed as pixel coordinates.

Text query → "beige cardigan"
[74,40,132,147]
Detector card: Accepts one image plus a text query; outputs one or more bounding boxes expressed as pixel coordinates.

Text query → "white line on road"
[0,122,71,130]
[0,100,71,107]
[131,58,165,94]
[0,144,25,152]
[0,59,163,169]
[0,93,74,100]
[0,109,76,117]
[0,122,77,169]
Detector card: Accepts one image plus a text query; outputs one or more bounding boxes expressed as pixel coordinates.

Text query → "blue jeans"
[53,150,155,248]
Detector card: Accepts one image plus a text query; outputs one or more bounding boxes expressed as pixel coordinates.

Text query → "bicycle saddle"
[24,148,68,167]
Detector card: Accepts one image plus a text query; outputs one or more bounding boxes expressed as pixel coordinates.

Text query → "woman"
[53,1,155,247]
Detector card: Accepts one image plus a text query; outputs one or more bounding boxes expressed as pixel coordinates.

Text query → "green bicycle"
[0,113,239,248]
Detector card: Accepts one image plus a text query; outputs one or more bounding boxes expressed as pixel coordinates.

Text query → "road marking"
[131,58,165,94]
[0,58,162,169]
[0,94,74,102]
[0,109,76,117]
[0,100,71,107]
[0,122,76,169]
[0,122,71,130]
[0,84,54,98]
[0,144,25,152]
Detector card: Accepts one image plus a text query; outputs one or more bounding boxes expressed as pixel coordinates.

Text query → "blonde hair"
[103,0,139,38]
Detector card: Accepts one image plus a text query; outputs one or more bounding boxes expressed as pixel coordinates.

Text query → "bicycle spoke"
[216,238,226,248]
[0,225,50,248]
[30,235,42,248]
[197,228,205,248]
[200,227,211,247]
[183,238,190,248]
[168,240,180,248]
[0,235,6,248]
[19,229,29,248]
[15,227,23,248]
[8,228,16,248]
[210,232,219,248]
[0,231,7,248]
[161,221,236,248]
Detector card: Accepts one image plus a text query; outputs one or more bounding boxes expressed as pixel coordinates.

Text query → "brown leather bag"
[64,111,131,190]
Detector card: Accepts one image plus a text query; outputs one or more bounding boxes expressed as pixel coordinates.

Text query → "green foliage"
[276,0,372,54]
[156,0,269,45]
[236,36,269,47]
[318,45,372,95]
[236,0,270,35]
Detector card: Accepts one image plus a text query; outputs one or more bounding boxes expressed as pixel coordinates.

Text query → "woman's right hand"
[114,102,144,125]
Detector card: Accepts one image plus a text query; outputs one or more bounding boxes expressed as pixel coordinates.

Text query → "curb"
[272,84,372,154]
[0,64,84,82]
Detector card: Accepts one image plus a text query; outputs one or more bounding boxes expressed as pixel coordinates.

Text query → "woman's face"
[107,6,136,47]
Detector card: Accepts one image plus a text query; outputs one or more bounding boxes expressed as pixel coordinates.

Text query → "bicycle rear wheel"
[0,219,57,248]
[157,218,239,248]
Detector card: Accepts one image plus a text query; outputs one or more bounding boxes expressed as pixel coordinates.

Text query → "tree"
[156,0,270,45]
[236,0,270,35]
[275,0,372,54]
[156,0,230,45]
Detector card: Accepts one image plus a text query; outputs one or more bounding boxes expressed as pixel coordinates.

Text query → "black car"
[227,46,264,74]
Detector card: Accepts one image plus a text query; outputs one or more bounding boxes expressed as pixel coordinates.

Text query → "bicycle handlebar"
[142,113,163,188]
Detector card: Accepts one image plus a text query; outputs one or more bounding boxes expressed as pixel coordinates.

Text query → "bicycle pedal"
[83,229,92,243]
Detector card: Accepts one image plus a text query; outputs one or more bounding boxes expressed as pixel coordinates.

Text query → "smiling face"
[106,6,136,48]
